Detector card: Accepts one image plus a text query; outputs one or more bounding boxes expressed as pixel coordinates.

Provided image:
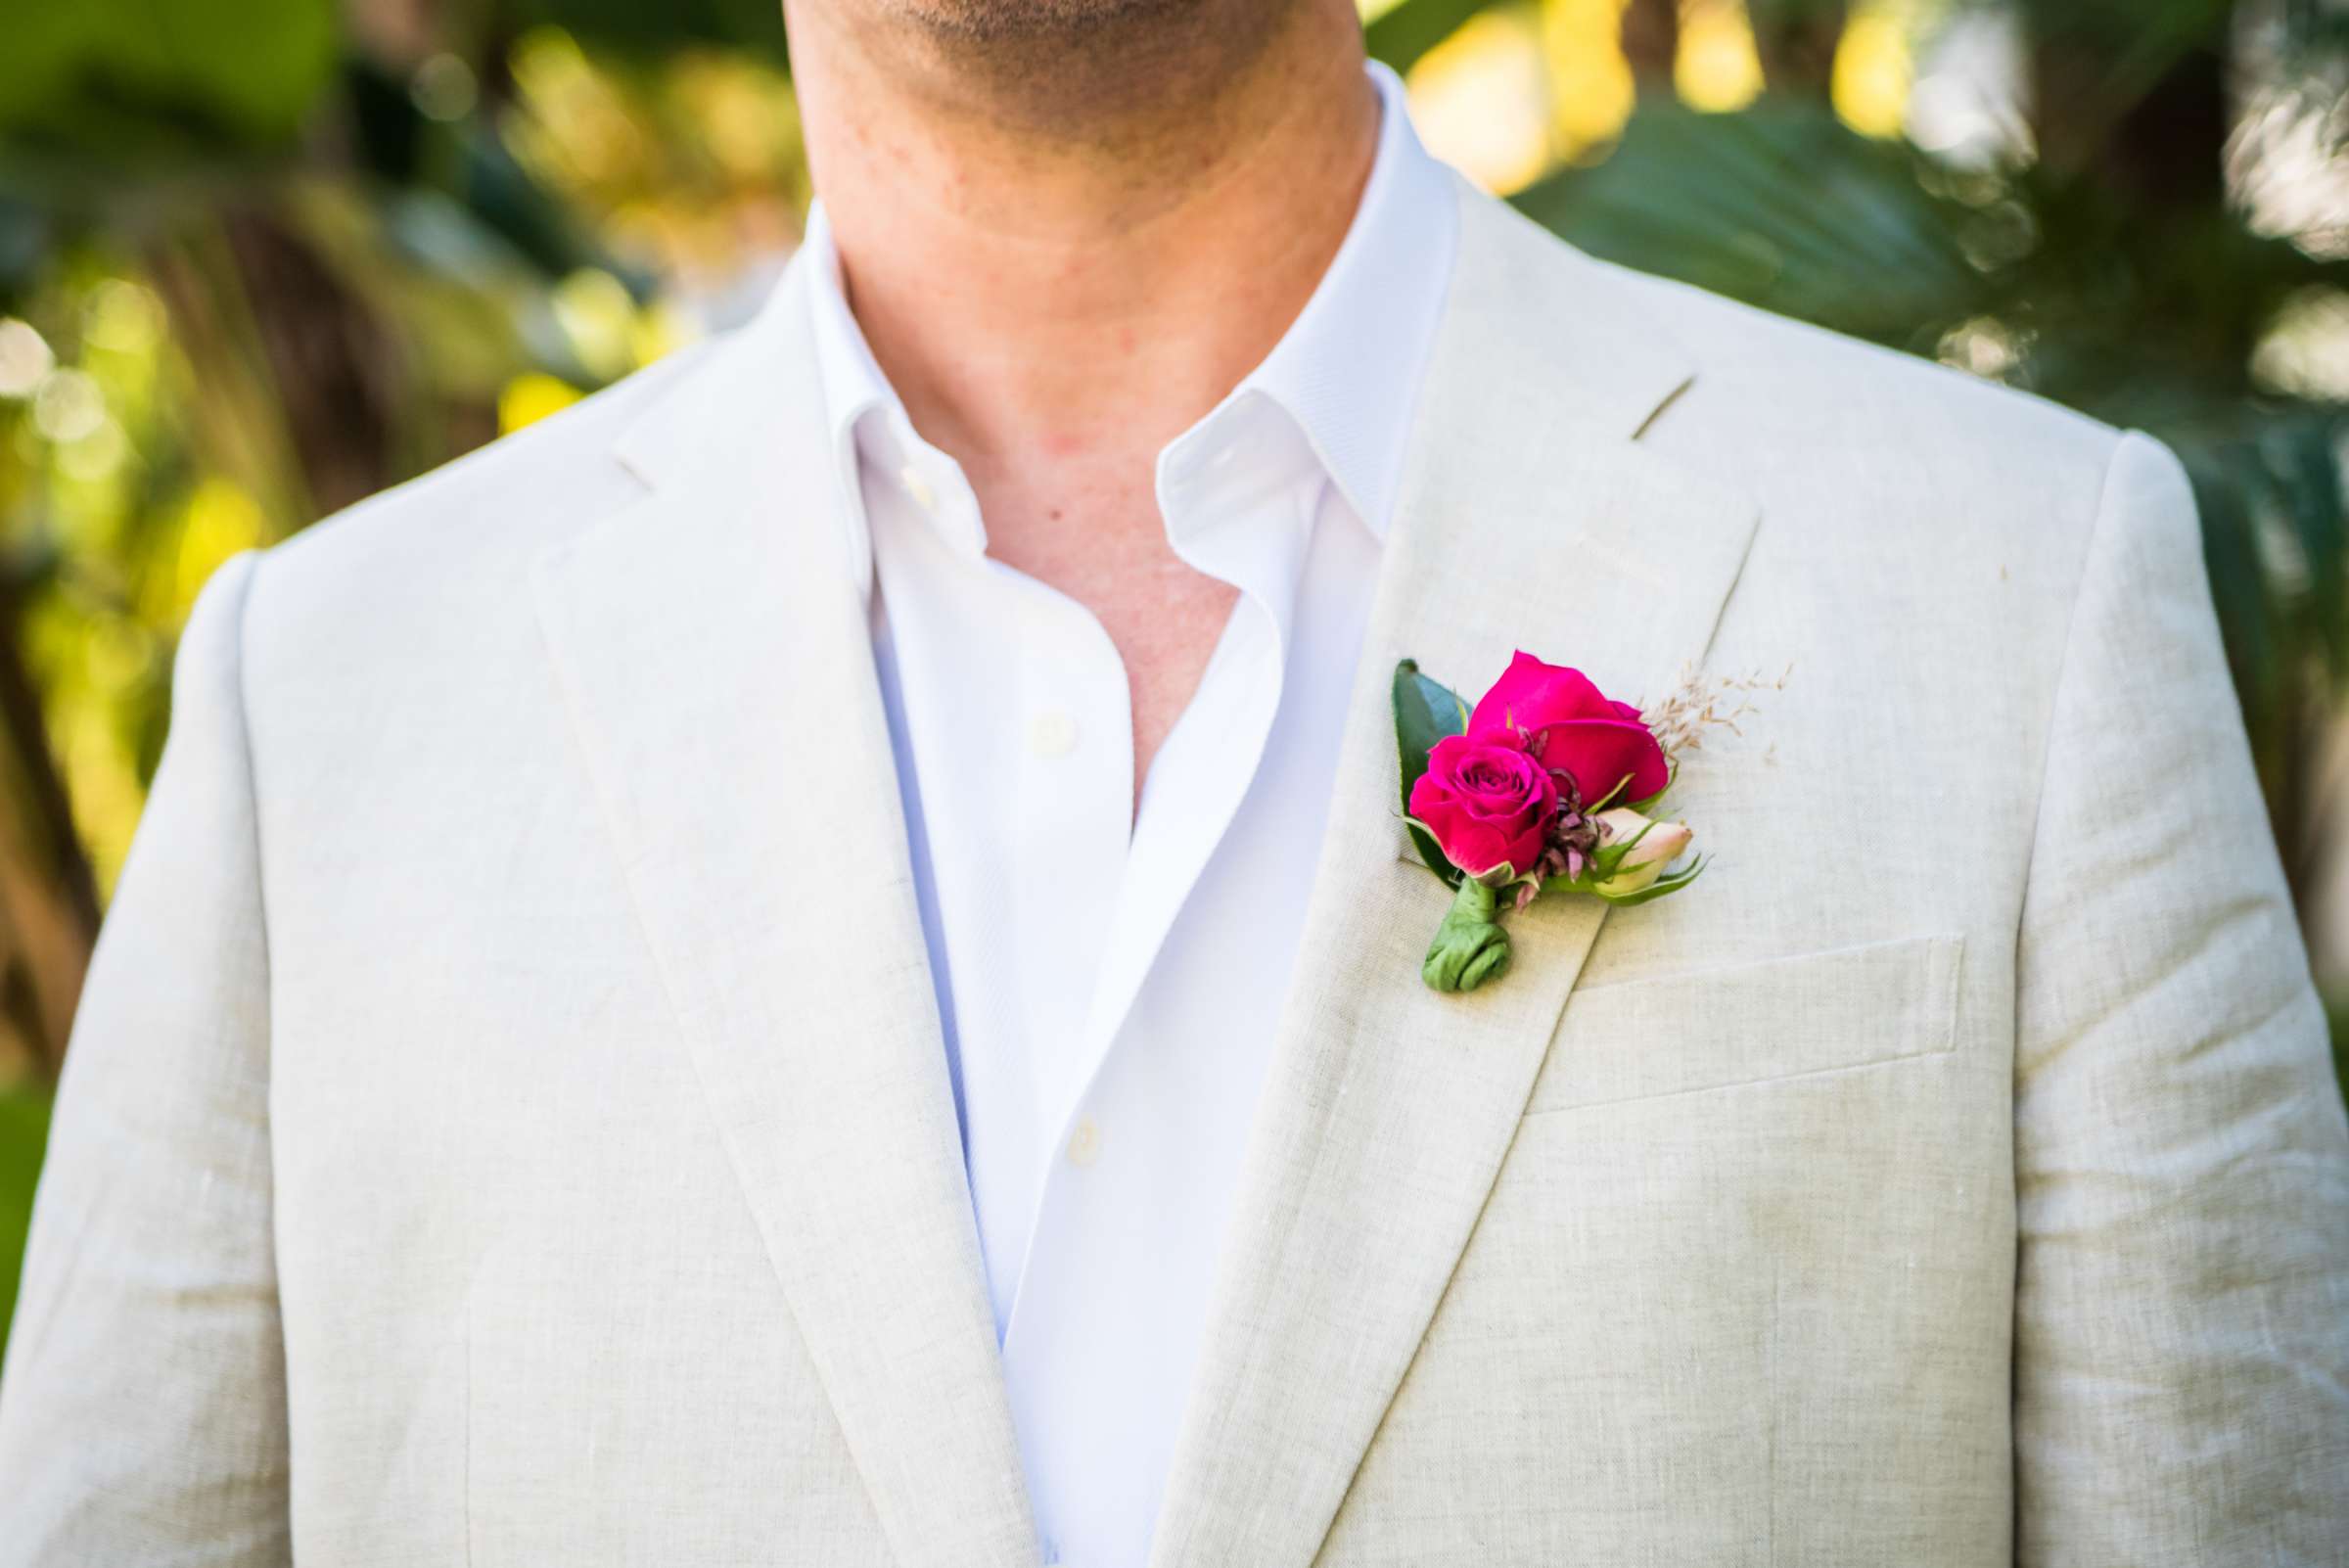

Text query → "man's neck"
[784,0,1379,472]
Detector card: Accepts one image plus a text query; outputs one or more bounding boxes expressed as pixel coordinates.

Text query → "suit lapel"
[530,263,1036,1568]
[1149,188,1760,1568]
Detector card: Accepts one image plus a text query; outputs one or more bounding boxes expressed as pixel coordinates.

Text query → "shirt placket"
[1004,411,1321,1327]
[867,417,1133,1332]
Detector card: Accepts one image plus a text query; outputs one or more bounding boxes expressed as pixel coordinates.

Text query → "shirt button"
[1066,1117,1103,1169]
[1028,710,1079,759]
[898,463,938,513]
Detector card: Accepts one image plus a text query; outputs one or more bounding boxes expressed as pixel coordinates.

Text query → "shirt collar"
[801,59,1458,573]
[1211,59,1458,538]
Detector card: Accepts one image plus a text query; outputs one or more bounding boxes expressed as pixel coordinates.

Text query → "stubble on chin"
[885,0,1199,44]
[869,0,1305,144]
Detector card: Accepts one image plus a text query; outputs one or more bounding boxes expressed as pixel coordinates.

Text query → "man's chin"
[885,0,1202,43]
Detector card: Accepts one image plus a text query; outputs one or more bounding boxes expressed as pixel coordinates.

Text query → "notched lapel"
[530,264,1036,1568]
[1149,189,1760,1568]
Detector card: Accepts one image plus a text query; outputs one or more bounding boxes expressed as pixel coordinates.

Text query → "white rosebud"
[1591,807,1693,897]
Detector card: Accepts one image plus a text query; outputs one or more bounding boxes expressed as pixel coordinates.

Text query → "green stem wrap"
[1422,876,1512,993]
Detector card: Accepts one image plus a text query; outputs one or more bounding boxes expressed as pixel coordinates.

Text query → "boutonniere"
[1396,651,1768,993]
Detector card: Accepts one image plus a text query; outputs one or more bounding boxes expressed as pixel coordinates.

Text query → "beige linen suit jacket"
[3,176,2346,1566]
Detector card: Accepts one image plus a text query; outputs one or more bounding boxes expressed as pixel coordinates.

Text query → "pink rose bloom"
[1469,651,1669,806]
[1409,731,1559,881]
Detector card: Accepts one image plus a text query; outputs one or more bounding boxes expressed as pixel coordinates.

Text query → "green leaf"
[1538,823,1658,895]
[1421,874,1511,993]
[1394,659,1469,886]
[1629,759,1680,815]
[1595,857,1709,908]
[1511,99,1985,349]
[1593,825,1651,874]
[1586,772,1637,813]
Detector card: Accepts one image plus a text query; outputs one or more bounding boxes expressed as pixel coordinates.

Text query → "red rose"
[1469,651,1668,806]
[1408,730,1559,880]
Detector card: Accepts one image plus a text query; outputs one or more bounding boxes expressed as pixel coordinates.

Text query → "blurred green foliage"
[0,0,338,158]
[0,1085,51,1359]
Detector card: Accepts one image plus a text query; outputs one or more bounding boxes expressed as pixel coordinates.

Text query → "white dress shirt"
[803,63,1458,1567]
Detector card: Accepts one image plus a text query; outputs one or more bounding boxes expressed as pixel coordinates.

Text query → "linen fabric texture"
[2,174,2345,1568]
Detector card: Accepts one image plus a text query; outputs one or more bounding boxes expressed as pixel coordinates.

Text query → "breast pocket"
[1526,933,1966,1114]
